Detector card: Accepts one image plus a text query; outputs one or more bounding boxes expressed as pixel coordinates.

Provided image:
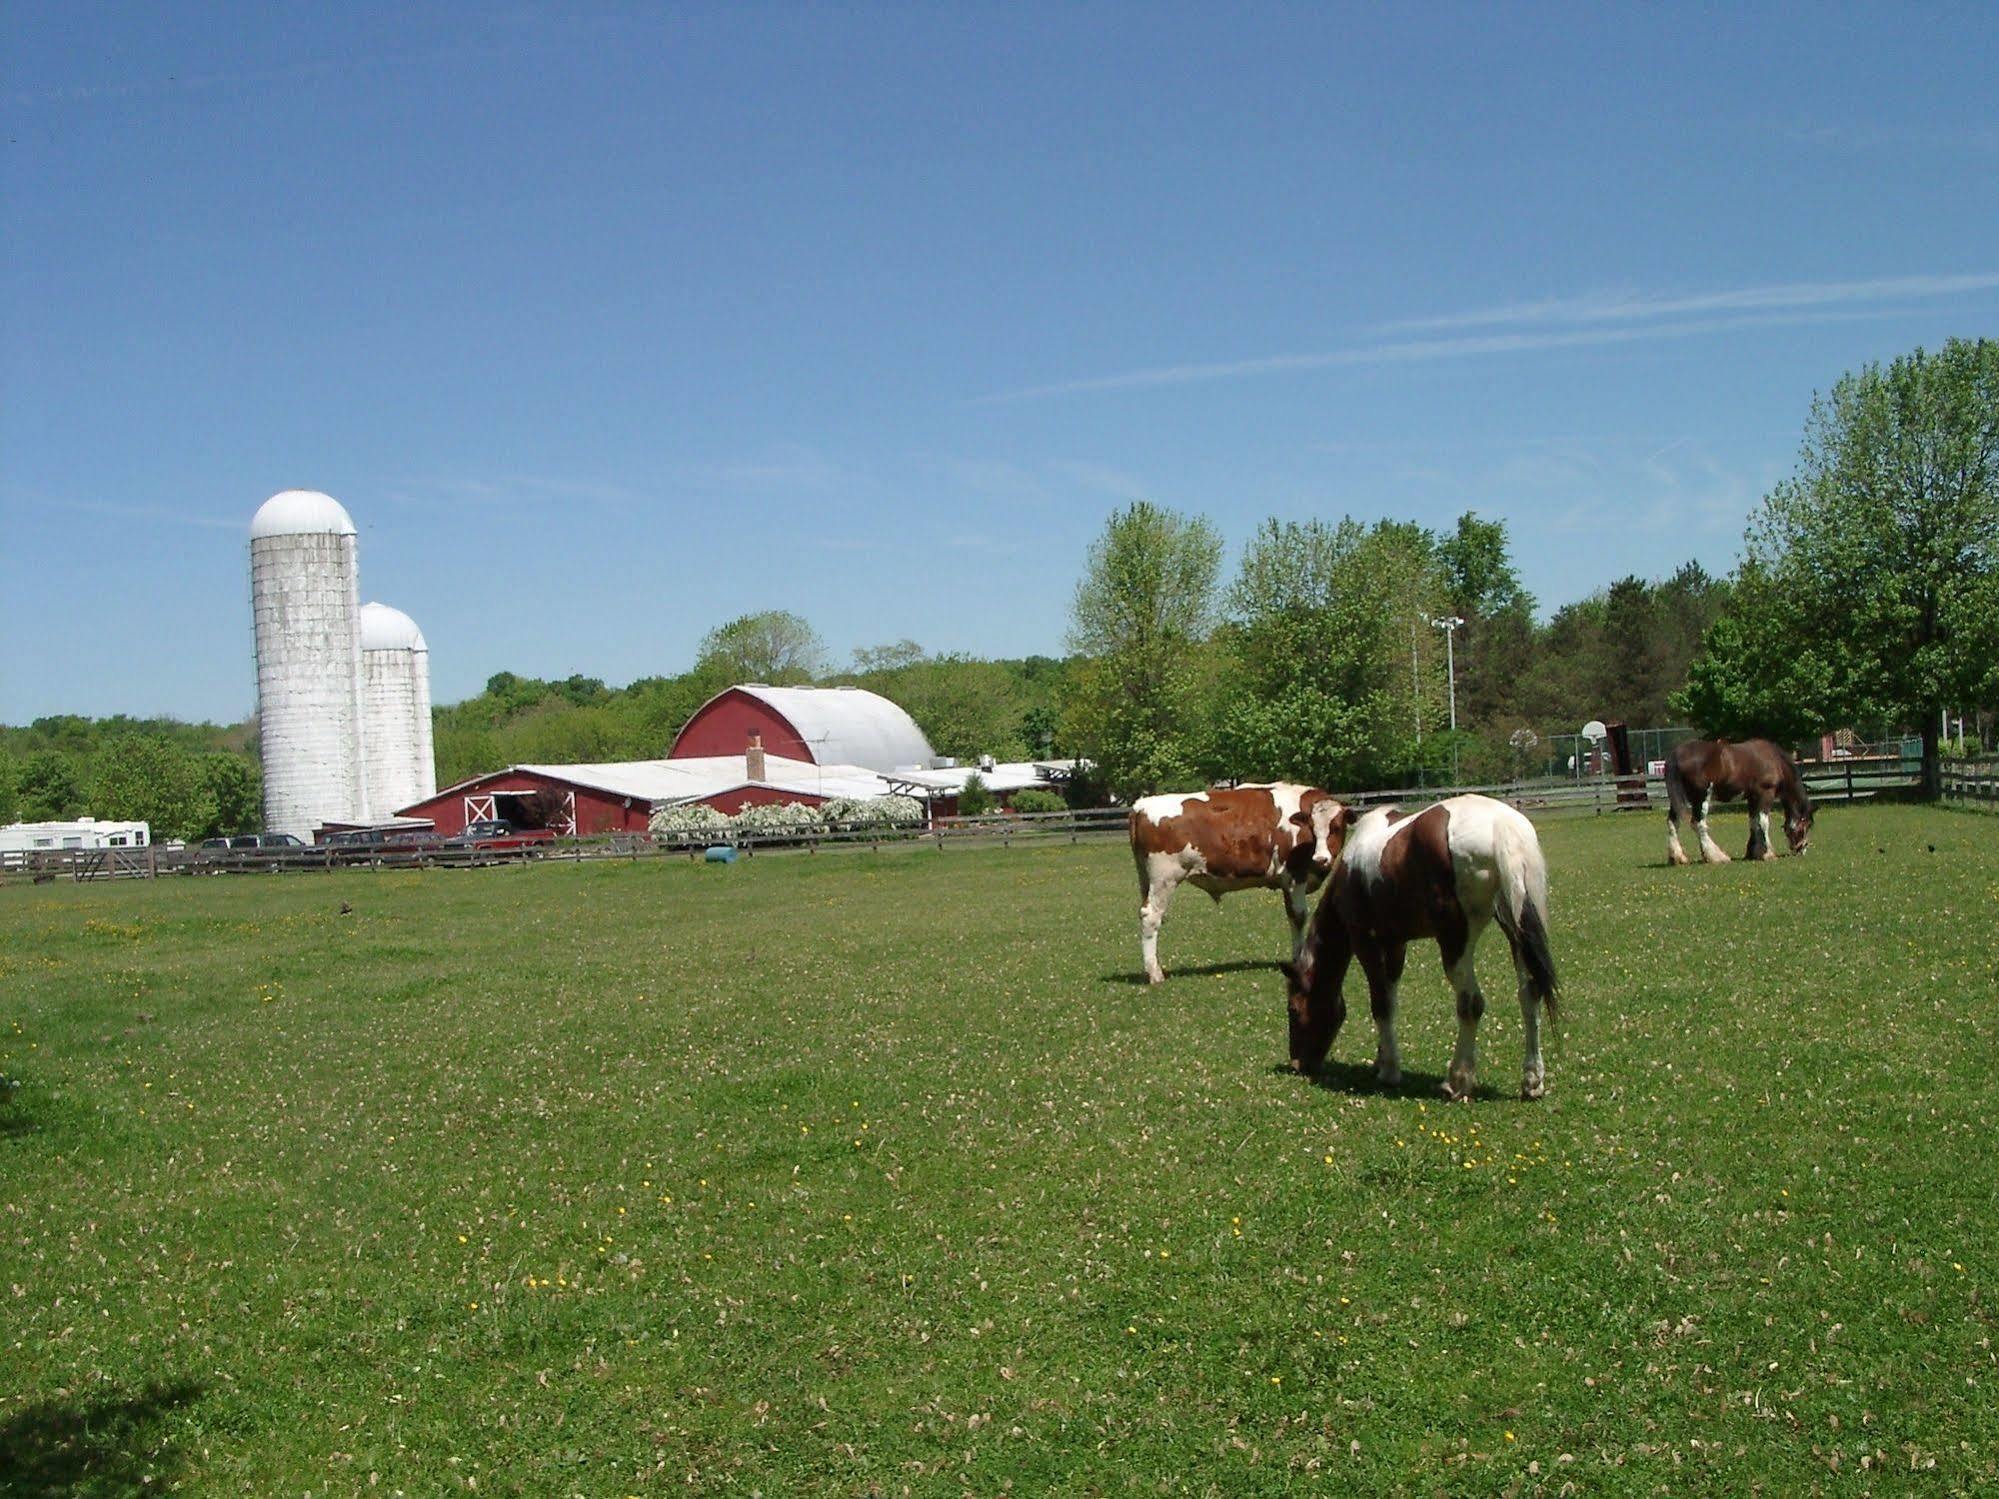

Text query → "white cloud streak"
[1378,270,1999,334]
[972,307,1900,404]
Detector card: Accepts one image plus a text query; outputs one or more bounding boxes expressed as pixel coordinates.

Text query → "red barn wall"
[395,770,651,838]
[670,690,813,762]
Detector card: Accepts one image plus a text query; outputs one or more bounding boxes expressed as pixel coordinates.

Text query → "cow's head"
[1295,793,1351,878]
[1278,950,1346,1075]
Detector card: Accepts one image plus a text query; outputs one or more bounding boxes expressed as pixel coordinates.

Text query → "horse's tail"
[1662,749,1688,822]
[1490,809,1560,1018]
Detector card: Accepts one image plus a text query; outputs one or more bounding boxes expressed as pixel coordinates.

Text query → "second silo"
[250,490,369,837]
[358,601,436,819]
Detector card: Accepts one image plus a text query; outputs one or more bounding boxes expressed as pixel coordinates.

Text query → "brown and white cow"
[1129,783,1348,985]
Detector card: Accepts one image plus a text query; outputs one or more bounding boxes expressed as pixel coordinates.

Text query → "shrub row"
[648,795,927,841]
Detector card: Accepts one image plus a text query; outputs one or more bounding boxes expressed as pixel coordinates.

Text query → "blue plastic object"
[703,844,738,864]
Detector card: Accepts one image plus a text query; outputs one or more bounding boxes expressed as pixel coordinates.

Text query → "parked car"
[193,831,308,872]
[445,820,555,855]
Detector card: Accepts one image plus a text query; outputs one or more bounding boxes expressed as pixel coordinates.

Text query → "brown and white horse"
[1280,795,1560,1102]
[1664,737,1813,865]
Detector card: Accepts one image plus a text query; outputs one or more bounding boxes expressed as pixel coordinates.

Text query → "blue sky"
[5,2,1996,723]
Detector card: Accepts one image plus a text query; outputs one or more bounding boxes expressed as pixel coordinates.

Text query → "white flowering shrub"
[729,801,828,837]
[821,795,925,829]
[650,803,730,840]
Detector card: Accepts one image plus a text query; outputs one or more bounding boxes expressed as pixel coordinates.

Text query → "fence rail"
[0,759,1931,886]
[1942,757,1999,806]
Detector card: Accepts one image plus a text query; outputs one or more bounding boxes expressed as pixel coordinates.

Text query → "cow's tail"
[1490,811,1559,1018]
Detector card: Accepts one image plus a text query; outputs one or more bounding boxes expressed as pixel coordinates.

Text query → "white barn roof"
[425,755,900,810]
[731,684,934,773]
[882,760,1075,796]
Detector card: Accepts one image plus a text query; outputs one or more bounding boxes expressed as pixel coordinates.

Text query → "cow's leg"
[1695,790,1731,864]
[1355,939,1407,1087]
[1515,944,1547,1101]
[1138,855,1182,985]
[1284,880,1312,968]
[1441,914,1487,1102]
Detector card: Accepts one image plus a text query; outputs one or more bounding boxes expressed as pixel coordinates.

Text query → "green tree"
[1674,561,1838,743]
[956,772,995,816]
[1692,339,1999,794]
[200,754,262,837]
[15,752,84,821]
[91,737,217,842]
[1436,512,1536,735]
[0,757,16,825]
[1211,517,1446,789]
[845,650,1031,761]
[696,610,826,685]
[1061,502,1224,798]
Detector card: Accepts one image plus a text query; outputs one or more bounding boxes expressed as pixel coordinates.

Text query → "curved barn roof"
[690,684,935,773]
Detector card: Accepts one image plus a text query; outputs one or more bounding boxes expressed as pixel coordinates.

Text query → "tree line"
[7,338,1991,832]
[0,716,261,843]
[1064,338,1995,801]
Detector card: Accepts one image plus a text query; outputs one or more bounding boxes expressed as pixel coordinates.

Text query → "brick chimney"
[746,733,766,782]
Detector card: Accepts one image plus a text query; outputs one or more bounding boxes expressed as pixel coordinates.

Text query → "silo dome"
[358,601,436,818]
[251,489,357,540]
[360,600,427,653]
[250,489,369,837]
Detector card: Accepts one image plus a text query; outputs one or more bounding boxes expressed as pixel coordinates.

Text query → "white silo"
[358,601,436,818]
[250,490,369,837]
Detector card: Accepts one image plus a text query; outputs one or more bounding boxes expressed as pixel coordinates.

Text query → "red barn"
[671,684,935,772]
[392,682,1079,834]
[395,753,906,838]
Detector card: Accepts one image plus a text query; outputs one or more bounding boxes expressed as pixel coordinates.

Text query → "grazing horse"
[1664,737,1813,865]
[1280,795,1560,1102]
[1129,784,1348,984]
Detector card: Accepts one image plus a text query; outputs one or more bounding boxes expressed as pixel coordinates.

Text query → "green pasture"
[3,803,1996,1495]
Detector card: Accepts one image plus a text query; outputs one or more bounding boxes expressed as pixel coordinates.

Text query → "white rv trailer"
[0,818,152,853]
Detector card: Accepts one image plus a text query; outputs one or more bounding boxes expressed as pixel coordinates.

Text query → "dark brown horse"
[1664,738,1813,865]
[1281,795,1560,1102]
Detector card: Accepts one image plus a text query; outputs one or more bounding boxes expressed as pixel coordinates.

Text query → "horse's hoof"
[1376,1069,1402,1089]
[1521,1080,1546,1101]
[1146,971,1166,986]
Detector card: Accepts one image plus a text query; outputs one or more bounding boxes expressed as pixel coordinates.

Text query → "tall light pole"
[1430,615,1464,783]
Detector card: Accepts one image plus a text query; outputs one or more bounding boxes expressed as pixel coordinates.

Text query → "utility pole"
[1430,615,1464,783]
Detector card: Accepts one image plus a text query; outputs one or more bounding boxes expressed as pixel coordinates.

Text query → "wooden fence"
[0,759,1930,886]
[1942,757,1999,807]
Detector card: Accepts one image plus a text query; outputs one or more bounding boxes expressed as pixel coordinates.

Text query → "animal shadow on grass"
[1100,958,1280,987]
[1274,1058,1472,1100]
[0,1379,203,1497]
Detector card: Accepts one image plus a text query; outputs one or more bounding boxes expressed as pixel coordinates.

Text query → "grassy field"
[3,803,1996,1496]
